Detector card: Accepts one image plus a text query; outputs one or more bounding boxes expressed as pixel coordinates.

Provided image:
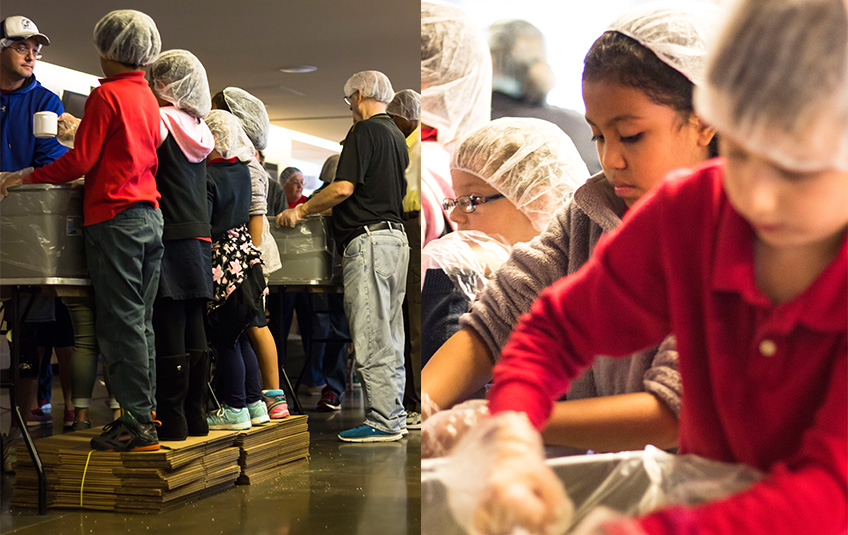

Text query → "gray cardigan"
[460,172,682,415]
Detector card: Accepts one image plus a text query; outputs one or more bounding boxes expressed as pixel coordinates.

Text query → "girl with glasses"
[420,117,586,378]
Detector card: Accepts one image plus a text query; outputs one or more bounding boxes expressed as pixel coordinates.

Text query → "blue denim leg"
[342,228,409,433]
[324,294,350,397]
[84,204,164,424]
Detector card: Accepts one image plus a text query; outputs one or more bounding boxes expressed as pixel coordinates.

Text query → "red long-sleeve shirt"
[489,159,847,535]
[27,71,160,225]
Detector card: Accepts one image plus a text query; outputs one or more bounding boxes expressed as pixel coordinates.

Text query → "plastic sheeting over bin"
[267,215,341,285]
[422,446,763,534]
[0,182,88,280]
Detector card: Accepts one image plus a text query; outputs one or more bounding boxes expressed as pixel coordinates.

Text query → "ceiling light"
[279,65,317,74]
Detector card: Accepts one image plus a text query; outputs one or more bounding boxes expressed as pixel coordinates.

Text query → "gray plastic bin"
[0,182,88,279]
[267,215,341,285]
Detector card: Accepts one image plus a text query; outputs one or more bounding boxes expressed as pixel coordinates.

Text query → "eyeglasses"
[6,44,42,60]
[442,193,506,214]
[343,92,357,106]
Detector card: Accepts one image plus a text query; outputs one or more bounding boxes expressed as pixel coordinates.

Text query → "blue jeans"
[84,203,163,424]
[311,293,350,397]
[342,227,409,433]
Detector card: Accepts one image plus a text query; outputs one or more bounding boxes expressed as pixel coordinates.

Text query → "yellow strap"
[80,449,95,507]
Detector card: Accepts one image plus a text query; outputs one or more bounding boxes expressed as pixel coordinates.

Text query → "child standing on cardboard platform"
[203,110,269,431]
[2,10,165,452]
[147,50,216,441]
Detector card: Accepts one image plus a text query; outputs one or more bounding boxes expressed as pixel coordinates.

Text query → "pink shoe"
[262,390,290,419]
[25,408,52,427]
[64,409,76,428]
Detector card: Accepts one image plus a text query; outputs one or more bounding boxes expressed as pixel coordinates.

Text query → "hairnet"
[222,87,270,150]
[279,166,302,184]
[319,154,340,184]
[387,89,421,121]
[421,231,512,302]
[149,50,211,118]
[93,9,161,67]
[606,1,722,86]
[695,0,848,172]
[488,19,554,103]
[343,70,395,104]
[421,1,492,148]
[204,110,255,162]
[451,118,588,232]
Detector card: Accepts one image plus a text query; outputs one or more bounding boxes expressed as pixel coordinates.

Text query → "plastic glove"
[421,398,489,458]
[569,507,648,535]
[57,113,80,147]
[276,204,303,228]
[441,411,573,535]
[0,167,33,198]
[421,391,440,422]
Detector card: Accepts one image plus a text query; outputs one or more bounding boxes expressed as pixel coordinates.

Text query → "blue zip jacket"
[1,75,67,171]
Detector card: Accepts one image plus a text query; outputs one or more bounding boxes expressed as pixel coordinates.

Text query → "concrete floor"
[0,339,421,535]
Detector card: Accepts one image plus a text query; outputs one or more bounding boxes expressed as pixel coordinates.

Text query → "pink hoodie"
[158,106,215,163]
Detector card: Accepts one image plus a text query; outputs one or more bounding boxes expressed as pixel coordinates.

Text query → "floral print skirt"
[209,224,266,312]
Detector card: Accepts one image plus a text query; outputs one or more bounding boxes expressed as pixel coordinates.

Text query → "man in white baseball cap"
[0,15,66,171]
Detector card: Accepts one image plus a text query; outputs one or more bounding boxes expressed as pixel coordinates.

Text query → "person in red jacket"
[2,9,164,452]
[464,1,848,534]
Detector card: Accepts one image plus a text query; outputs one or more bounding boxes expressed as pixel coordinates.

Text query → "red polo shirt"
[27,71,161,225]
[489,159,847,534]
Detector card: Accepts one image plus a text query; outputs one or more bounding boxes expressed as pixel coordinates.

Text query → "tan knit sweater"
[460,172,682,415]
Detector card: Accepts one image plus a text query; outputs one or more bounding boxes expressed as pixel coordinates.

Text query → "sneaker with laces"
[25,408,52,427]
[206,404,251,430]
[316,391,341,412]
[71,421,91,431]
[261,389,290,419]
[90,413,160,452]
[338,424,402,443]
[406,411,422,430]
[247,400,270,425]
[63,410,76,428]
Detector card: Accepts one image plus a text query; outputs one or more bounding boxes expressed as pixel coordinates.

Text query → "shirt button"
[759,339,777,357]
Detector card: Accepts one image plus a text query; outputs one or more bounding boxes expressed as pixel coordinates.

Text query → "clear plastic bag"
[423,445,763,534]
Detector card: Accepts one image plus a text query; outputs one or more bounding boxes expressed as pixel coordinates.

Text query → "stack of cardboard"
[12,427,241,512]
[233,415,310,485]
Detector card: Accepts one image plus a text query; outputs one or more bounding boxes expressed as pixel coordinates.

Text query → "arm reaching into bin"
[0,167,33,197]
[275,179,354,228]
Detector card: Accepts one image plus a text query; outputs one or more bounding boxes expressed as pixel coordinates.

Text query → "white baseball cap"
[1,16,50,49]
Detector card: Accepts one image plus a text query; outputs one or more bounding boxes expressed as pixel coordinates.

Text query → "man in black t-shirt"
[277,70,410,442]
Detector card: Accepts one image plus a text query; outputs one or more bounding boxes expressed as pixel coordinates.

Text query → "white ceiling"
[1,0,420,144]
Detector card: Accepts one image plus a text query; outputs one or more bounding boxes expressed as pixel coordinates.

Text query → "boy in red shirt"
[463,1,848,534]
[2,10,164,452]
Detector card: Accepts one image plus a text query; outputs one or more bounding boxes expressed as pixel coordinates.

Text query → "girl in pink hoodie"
[148,50,216,440]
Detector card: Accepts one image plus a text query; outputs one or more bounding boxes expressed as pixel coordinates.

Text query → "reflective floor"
[0,339,421,535]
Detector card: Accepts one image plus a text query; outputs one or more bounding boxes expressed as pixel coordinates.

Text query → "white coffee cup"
[33,111,58,138]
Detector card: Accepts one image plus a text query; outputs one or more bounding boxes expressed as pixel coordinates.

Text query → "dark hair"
[583,31,718,157]
[211,91,230,113]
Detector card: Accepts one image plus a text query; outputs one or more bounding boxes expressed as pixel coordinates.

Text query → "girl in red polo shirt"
[467,1,848,534]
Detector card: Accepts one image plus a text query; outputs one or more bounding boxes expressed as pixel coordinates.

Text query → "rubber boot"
[186,350,210,436]
[155,354,189,441]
